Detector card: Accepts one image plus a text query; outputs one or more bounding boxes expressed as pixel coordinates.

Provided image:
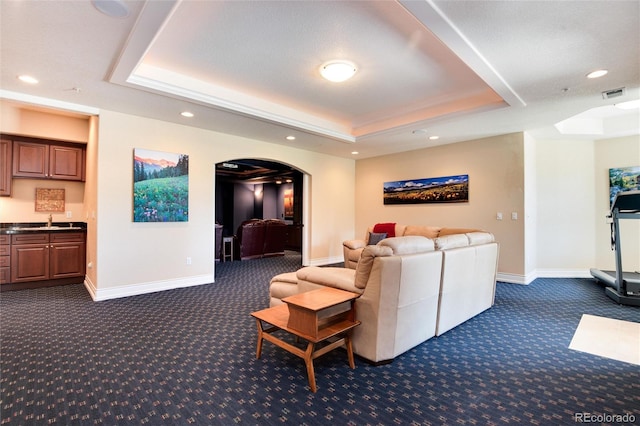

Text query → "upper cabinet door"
[49,144,84,181]
[12,140,49,178]
[10,138,85,182]
[0,139,12,196]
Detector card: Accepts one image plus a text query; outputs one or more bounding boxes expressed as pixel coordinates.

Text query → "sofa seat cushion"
[379,235,435,255]
[269,272,300,305]
[403,225,441,239]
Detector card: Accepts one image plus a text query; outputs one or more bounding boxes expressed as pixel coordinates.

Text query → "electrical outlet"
[66,211,72,218]
[496,212,503,220]
[511,212,518,220]
[186,257,192,265]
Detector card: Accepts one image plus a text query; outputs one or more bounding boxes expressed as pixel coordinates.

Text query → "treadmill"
[590,189,640,306]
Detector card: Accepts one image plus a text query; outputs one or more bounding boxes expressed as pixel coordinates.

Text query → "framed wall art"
[609,165,640,206]
[35,188,65,212]
[133,148,189,222]
[383,174,469,205]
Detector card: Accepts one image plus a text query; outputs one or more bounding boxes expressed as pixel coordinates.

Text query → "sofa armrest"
[296,266,361,294]
[343,239,367,250]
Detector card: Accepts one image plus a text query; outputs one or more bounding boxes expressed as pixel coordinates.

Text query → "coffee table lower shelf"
[251,304,360,392]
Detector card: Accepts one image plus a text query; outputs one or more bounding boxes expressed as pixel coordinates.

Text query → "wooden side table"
[251,287,360,392]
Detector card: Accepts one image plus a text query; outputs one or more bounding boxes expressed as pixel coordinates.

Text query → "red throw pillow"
[373,222,396,238]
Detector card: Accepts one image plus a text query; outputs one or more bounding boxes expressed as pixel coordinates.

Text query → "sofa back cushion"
[434,234,470,250]
[355,245,393,289]
[403,225,441,239]
[379,235,435,254]
[466,231,495,245]
[438,227,481,236]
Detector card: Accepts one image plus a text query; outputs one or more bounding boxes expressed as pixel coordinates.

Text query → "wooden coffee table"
[251,287,361,392]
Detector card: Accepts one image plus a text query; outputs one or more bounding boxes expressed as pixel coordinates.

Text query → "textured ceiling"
[1,0,638,159]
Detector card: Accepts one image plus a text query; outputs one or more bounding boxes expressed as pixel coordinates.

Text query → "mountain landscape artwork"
[133,148,189,222]
[383,174,469,205]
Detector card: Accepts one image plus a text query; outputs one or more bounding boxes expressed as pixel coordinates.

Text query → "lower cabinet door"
[50,242,85,279]
[11,244,49,282]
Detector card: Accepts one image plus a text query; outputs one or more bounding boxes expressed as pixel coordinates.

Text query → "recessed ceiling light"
[429,135,439,140]
[587,69,608,79]
[351,151,359,155]
[286,135,296,141]
[18,75,38,84]
[319,60,357,83]
[180,111,194,118]
[615,99,640,110]
[92,0,129,18]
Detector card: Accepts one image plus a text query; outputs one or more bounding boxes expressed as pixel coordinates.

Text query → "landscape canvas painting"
[383,174,469,205]
[609,165,640,206]
[133,148,189,222]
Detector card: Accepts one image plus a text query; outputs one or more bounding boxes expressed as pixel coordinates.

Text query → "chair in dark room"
[235,219,266,260]
[262,219,287,257]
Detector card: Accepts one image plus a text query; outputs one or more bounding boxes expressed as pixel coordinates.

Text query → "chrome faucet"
[47,214,52,228]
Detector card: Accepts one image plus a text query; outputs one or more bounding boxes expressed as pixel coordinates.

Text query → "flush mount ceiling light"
[92,0,129,18]
[18,75,38,84]
[587,69,608,79]
[319,60,357,83]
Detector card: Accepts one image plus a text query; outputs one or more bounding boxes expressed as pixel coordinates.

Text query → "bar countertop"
[0,222,87,235]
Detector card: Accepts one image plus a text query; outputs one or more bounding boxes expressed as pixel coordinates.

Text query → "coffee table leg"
[345,333,355,369]
[304,342,317,393]
[255,318,264,359]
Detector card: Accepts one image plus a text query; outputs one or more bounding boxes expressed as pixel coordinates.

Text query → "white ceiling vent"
[602,87,626,99]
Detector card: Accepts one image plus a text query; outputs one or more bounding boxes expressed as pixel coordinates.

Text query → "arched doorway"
[215,158,305,262]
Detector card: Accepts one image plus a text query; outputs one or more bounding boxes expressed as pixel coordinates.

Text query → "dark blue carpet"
[1,254,639,425]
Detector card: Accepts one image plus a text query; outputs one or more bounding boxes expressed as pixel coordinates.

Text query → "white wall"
[535,134,640,276]
[92,110,355,299]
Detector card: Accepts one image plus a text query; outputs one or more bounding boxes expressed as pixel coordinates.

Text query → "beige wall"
[2,99,638,295]
[0,102,89,143]
[0,103,89,222]
[354,133,526,279]
[83,116,99,290]
[92,110,355,299]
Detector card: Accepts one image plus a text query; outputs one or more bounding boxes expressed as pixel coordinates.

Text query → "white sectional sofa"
[269,230,499,364]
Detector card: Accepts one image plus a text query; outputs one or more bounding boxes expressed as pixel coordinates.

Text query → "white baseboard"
[496,272,531,285]
[535,269,593,279]
[497,269,593,285]
[87,274,215,301]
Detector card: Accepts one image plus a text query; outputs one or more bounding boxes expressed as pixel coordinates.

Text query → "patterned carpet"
[1,253,639,425]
